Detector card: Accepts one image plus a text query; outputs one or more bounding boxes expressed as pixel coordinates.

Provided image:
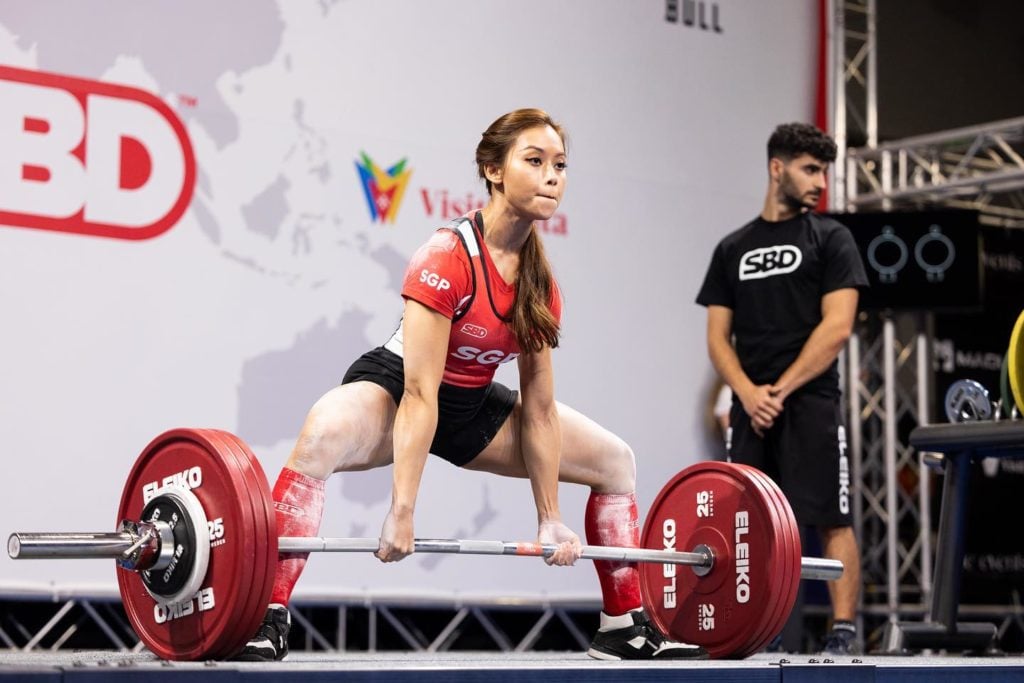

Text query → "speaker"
[828,209,983,312]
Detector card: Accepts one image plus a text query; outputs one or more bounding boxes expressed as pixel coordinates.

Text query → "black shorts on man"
[342,346,517,467]
[726,389,852,529]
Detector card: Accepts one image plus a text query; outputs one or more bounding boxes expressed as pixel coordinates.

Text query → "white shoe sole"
[586,647,622,661]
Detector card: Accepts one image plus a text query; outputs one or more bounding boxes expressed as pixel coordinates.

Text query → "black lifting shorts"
[726,390,853,529]
[341,347,518,467]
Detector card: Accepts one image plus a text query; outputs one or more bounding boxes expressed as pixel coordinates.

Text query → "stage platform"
[2,651,1023,682]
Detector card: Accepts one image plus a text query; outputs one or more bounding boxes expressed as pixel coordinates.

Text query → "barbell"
[7,428,843,660]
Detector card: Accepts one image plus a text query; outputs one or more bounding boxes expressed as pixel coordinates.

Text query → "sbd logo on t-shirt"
[739,245,802,281]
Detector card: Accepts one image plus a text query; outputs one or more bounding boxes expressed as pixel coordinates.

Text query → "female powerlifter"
[237,109,707,662]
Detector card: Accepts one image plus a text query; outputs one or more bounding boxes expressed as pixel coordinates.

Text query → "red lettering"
[419,186,565,236]
[0,65,196,240]
[537,214,568,235]
[420,187,435,216]
[24,116,49,134]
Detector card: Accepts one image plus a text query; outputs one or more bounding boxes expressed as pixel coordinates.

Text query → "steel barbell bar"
[9,530,843,581]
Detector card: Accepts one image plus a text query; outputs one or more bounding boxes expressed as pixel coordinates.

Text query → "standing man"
[695,123,868,654]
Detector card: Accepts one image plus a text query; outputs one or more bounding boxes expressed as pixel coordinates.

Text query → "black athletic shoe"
[821,622,858,655]
[587,609,709,660]
[233,604,290,662]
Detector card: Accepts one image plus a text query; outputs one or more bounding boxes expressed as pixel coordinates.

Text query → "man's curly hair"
[767,123,836,163]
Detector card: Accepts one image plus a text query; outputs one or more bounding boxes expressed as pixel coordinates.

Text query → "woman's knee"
[598,436,636,494]
[287,398,347,479]
[290,384,395,477]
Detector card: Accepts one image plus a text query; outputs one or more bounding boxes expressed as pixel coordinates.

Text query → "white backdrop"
[0,0,816,600]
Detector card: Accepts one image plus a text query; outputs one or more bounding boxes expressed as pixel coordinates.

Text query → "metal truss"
[830,0,901,646]
[831,0,1024,652]
[3,592,1020,656]
[0,594,597,655]
[843,117,1024,227]
[288,599,594,653]
[0,597,145,653]
[847,316,934,646]
[831,0,877,208]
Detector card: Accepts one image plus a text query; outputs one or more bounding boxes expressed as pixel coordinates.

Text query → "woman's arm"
[376,299,451,562]
[517,347,581,566]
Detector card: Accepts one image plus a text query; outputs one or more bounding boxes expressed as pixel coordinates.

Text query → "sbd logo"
[0,66,196,240]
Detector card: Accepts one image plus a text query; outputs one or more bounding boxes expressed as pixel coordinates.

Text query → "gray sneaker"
[821,622,858,655]
[233,604,290,662]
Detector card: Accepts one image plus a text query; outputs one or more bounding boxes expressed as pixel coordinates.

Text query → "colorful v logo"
[355,151,413,224]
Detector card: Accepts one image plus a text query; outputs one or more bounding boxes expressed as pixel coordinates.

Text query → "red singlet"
[384,213,562,388]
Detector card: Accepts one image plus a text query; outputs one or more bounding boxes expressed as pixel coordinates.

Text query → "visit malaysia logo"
[354,151,413,224]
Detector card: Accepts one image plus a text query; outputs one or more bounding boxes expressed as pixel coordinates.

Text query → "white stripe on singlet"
[454,217,480,257]
[383,320,404,357]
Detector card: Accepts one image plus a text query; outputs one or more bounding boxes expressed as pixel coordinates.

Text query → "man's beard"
[779,173,819,210]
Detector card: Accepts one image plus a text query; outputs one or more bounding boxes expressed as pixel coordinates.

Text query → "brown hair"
[767,122,837,163]
[475,109,563,353]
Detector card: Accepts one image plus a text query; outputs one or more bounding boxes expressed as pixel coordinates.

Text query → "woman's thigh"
[287,381,398,477]
[463,398,635,494]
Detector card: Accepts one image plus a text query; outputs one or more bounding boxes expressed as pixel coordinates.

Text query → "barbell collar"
[8,521,173,570]
[121,520,176,572]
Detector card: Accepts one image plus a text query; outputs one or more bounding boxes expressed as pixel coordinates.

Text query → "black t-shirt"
[695,212,868,396]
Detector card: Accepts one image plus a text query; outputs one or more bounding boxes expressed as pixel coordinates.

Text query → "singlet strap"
[468,211,512,323]
[451,216,480,257]
[444,217,477,323]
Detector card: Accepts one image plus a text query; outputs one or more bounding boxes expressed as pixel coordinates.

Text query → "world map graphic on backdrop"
[0,1,444,519]
[4,1,285,149]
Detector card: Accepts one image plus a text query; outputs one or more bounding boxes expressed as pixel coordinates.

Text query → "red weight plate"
[217,429,277,564]
[727,465,790,656]
[226,429,278,649]
[755,468,803,637]
[216,430,277,556]
[735,465,800,656]
[191,431,262,661]
[745,466,798,655]
[728,465,789,657]
[724,464,786,655]
[204,429,277,659]
[639,461,786,659]
[116,429,257,661]
[198,430,268,659]
[203,431,271,659]
[196,430,271,659]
